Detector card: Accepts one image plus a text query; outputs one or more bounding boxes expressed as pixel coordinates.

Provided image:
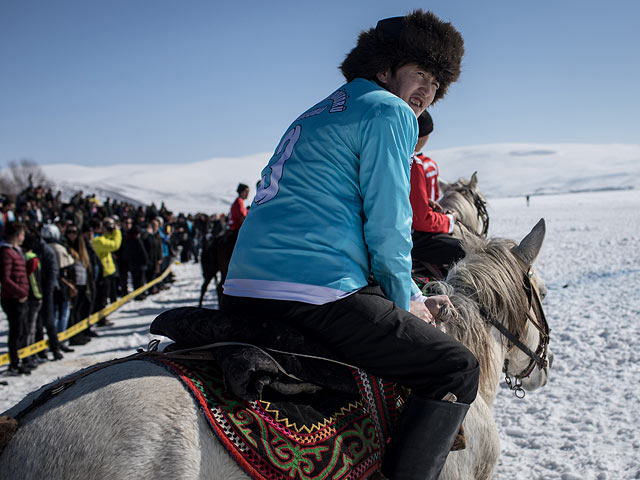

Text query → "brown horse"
[198,231,236,308]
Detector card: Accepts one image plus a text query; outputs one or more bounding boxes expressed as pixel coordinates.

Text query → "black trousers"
[412,231,465,267]
[94,274,114,312]
[131,267,146,291]
[25,298,42,346]
[1,298,27,368]
[221,286,479,404]
[69,285,91,326]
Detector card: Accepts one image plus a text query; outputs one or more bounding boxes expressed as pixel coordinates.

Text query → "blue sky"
[1,0,638,166]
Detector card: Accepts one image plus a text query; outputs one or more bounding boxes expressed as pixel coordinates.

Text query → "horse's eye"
[538,283,548,300]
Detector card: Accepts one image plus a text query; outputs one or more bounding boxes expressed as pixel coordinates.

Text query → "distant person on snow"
[410,111,465,276]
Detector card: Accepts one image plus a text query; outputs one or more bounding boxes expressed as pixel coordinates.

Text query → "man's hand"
[424,294,455,318]
[410,300,436,326]
[445,210,458,222]
[19,296,27,303]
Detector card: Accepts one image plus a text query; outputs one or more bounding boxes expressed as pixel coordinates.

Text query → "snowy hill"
[35,143,640,214]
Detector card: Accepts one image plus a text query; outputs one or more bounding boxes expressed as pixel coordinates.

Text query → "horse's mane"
[425,235,530,399]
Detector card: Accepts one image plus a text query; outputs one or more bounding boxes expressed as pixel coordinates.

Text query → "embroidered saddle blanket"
[148,356,406,480]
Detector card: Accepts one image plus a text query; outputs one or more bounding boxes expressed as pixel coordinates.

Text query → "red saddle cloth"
[149,356,406,480]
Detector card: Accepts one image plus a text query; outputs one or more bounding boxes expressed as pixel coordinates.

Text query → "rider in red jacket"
[410,112,464,276]
[228,183,249,232]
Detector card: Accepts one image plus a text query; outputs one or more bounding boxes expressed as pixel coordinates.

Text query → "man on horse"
[222,10,479,479]
[228,183,249,231]
[410,112,465,278]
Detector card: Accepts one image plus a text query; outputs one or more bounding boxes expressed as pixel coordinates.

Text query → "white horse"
[439,172,489,238]
[0,220,552,480]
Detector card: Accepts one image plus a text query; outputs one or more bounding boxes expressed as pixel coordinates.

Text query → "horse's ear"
[439,179,450,194]
[514,219,546,265]
[470,171,478,189]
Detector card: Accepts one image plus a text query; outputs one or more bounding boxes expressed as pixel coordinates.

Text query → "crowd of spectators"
[0,184,223,376]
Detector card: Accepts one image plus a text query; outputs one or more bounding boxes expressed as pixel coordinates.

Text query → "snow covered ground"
[489,189,640,479]
[1,188,640,478]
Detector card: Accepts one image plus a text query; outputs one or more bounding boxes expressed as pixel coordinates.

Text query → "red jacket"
[410,154,452,234]
[419,153,441,202]
[0,243,29,299]
[228,197,248,231]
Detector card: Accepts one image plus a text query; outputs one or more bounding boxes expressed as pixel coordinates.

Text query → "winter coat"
[0,242,29,299]
[142,231,162,271]
[124,232,149,269]
[92,229,122,277]
[225,79,420,309]
[409,154,453,234]
[25,251,43,300]
[35,239,60,293]
[228,197,247,231]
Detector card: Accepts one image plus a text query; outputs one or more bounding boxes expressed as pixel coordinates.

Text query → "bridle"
[482,266,550,398]
[446,183,490,237]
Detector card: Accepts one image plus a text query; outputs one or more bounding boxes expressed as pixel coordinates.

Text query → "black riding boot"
[382,396,469,480]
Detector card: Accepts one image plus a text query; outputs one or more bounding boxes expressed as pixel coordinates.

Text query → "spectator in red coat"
[228,183,250,232]
[0,221,32,375]
[410,112,464,276]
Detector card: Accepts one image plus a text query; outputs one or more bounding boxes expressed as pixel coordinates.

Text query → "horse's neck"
[442,191,479,233]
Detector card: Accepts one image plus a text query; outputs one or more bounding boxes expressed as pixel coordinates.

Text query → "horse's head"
[432,219,553,400]
[439,172,489,237]
[504,218,553,396]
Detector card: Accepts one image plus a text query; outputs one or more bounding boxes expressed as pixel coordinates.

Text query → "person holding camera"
[91,217,121,327]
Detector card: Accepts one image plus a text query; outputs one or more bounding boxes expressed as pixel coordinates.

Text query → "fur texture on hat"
[339,10,464,103]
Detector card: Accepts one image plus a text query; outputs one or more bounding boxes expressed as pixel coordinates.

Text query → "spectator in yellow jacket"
[92,217,121,326]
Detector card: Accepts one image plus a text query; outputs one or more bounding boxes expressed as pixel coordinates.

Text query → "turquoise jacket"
[224,79,420,310]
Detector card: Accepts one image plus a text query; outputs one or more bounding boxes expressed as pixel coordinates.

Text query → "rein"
[482,266,550,398]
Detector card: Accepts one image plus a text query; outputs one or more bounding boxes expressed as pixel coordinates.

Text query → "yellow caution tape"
[0,264,173,367]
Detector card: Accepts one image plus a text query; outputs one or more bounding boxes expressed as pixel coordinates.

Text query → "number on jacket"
[254,125,302,205]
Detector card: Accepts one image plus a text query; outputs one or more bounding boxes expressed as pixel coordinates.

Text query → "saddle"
[150,307,408,480]
[150,307,359,400]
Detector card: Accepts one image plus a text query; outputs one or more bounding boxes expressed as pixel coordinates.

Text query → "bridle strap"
[482,266,550,393]
[483,312,547,368]
[527,272,550,343]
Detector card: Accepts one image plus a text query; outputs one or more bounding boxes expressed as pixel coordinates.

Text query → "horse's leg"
[215,277,224,306]
[199,274,213,308]
[215,241,234,306]
[199,241,219,308]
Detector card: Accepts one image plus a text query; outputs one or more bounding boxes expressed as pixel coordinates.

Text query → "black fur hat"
[339,10,464,103]
[418,111,434,137]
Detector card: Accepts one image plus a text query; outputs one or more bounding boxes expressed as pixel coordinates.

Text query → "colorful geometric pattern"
[148,356,406,480]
